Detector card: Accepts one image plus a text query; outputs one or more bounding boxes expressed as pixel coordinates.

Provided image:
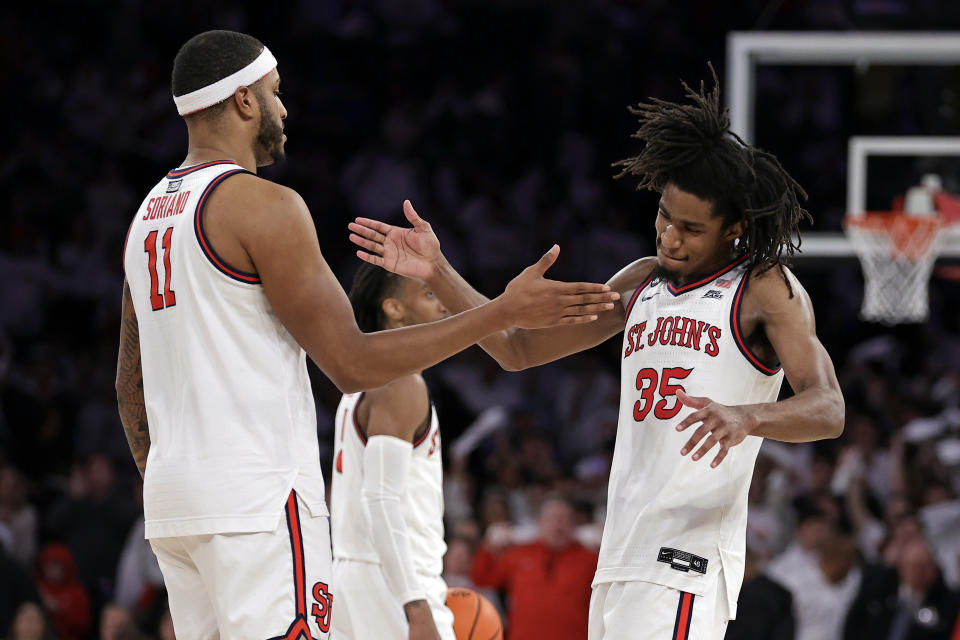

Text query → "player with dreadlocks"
[348,68,844,639]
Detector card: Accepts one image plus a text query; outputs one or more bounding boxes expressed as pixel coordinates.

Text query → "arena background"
[2,1,960,638]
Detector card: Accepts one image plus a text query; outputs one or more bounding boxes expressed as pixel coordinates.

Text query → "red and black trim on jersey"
[412,409,433,448]
[193,169,262,284]
[267,490,316,640]
[352,393,368,445]
[666,254,749,296]
[167,160,238,178]
[730,270,782,376]
[672,591,695,640]
[623,270,658,318]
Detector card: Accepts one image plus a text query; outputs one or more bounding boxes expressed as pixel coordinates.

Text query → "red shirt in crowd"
[472,540,598,640]
[34,543,93,640]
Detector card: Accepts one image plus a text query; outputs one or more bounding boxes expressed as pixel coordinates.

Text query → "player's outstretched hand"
[674,389,758,468]
[348,200,441,279]
[498,245,619,329]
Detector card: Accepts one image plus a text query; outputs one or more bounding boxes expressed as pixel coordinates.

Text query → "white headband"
[173,46,277,116]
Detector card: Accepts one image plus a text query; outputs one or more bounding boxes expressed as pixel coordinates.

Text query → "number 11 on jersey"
[145,227,176,311]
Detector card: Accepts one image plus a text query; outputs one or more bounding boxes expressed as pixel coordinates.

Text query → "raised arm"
[358,375,441,640]
[220,179,616,393]
[116,279,150,478]
[675,266,845,467]
[349,201,649,370]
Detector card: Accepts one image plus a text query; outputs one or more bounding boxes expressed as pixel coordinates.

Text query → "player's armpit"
[743,266,845,442]
[116,279,150,478]
[361,375,430,443]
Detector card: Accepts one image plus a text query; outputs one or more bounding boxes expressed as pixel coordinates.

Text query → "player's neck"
[184,129,258,173]
[676,248,741,285]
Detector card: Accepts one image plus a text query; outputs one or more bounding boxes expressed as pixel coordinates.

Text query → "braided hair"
[613,64,812,294]
[349,262,405,332]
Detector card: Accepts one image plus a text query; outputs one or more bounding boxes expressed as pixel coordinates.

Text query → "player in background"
[347,70,845,640]
[115,30,619,640]
[330,263,454,640]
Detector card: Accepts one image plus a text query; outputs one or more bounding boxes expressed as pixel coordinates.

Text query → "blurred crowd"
[4,1,960,638]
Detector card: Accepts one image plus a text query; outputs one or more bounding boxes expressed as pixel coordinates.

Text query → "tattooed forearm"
[116,280,149,478]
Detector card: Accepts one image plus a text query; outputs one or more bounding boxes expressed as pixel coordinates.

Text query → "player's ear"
[381,298,404,324]
[233,86,257,120]
[724,220,746,242]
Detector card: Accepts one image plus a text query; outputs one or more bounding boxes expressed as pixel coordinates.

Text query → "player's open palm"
[500,244,616,329]
[348,200,441,279]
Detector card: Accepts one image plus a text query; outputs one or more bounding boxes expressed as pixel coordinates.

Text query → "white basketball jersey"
[330,391,446,577]
[123,161,328,539]
[594,256,783,618]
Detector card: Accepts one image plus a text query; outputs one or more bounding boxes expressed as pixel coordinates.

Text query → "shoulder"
[608,256,657,297]
[208,174,315,251]
[362,373,430,439]
[744,263,813,317]
[365,373,428,406]
[213,173,307,217]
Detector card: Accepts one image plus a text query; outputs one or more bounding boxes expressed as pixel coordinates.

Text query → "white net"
[845,214,944,325]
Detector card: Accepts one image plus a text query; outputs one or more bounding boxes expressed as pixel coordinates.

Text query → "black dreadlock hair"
[613,64,812,295]
[349,262,405,333]
[172,30,265,120]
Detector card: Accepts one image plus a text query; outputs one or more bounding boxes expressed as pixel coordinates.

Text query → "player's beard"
[254,91,285,165]
[651,263,682,285]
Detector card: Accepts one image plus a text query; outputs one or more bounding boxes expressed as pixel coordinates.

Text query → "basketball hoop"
[844,212,945,325]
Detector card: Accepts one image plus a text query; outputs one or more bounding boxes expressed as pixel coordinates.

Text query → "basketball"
[445,588,503,640]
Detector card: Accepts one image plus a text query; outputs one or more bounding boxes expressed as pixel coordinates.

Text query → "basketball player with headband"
[348,70,846,639]
[116,30,618,639]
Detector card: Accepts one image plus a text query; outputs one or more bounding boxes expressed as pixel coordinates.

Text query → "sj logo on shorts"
[312,582,333,632]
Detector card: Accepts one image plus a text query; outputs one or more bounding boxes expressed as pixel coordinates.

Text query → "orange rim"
[844,212,943,260]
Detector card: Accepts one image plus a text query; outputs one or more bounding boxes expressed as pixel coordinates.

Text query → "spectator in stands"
[5,602,55,640]
[472,495,597,640]
[99,603,140,640]
[0,542,39,635]
[44,454,138,607]
[0,466,37,568]
[33,544,92,640]
[766,495,832,583]
[772,527,861,640]
[726,548,795,640]
[845,535,959,640]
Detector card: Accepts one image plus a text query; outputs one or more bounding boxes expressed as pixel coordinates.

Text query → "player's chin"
[263,148,286,166]
[656,249,686,268]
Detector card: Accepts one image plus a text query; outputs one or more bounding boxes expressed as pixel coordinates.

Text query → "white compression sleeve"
[361,435,425,605]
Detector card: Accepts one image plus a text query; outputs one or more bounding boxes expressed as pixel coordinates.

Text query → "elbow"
[826,389,846,439]
[496,356,527,373]
[493,341,531,372]
[328,371,368,395]
[319,337,384,393]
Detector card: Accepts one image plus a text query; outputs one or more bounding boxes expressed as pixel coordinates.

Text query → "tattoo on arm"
[116,280,149,477]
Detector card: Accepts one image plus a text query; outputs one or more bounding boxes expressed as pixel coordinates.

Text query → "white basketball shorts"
[150,491,333,640]
[330,558,455,640]
[588,577,729,640]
